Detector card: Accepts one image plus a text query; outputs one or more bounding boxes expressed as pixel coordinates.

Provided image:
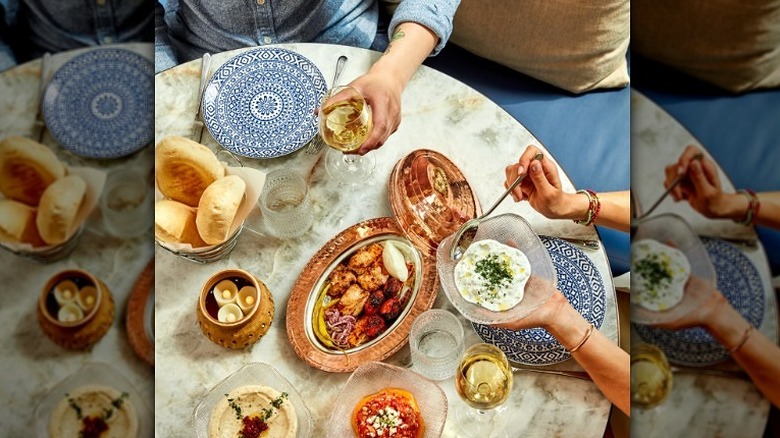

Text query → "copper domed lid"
[388,149,481,255]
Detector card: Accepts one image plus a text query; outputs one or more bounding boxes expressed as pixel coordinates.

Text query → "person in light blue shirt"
[6,0,152,62]
[156,0,460,153]
[0,3,15,72]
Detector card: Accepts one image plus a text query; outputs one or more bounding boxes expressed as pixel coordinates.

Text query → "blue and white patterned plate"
[473,236,607,365]
[42,48,153,159]
[202,48,327,159]
[633,238,765,366]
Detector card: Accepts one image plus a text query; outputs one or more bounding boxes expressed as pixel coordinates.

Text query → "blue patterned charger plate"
[42,48,153,159]
[202,48,327,159]
[633,238,765,366]
[473,236,607,365]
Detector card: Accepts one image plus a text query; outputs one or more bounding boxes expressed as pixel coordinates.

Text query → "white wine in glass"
[454,343,513,437]
[318,85,376,184]
[630,343,672,410]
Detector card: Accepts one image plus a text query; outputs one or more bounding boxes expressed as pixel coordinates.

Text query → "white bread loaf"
[196,175,246,245]
[0,199,45,246]
[0,136,65,206]
[154,199,206,248]
[155,136,224,207]
[36,175,87,245]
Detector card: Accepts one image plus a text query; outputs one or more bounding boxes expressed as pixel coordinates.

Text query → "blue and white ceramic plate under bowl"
[43,48,153,159]
[633,238,765,366]
[473,236,607,366]
[202,48,327,159]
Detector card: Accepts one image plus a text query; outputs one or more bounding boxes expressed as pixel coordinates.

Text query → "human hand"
[346,70,404,155]
[492,276,569,331]
[649,276,725,331]
[663,145,745,219]
[504,145,587,221]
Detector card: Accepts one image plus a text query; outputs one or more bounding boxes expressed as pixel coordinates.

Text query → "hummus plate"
[35,362,152,438]
[194,363,313,438]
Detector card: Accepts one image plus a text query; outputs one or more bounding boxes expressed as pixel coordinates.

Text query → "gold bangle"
[568,323,595,353]
[728,325,755,354]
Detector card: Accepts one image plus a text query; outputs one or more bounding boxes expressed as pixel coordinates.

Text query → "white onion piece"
[383,241,408,282]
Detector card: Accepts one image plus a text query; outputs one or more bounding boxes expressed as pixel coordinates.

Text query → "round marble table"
[155,43,621,437]
[0,43,154,434]
[630,89,777,437]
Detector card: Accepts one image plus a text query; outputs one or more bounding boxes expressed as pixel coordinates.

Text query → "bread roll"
[154,199,206,248]
[36,175,87,245]
[196,175,246,245]
[155,136,224,207]
[0,199,45,246]
[0,136,65,205]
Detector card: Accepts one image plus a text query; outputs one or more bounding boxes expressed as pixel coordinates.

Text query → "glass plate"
[437,213,557,324]
[34,362,152,438]
[43,48,153,159]
[202,48,327,158]
[630,213,716,324]
[193,362,314,438]
[325,362,447,438]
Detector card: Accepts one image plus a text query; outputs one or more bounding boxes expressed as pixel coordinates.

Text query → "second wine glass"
[454,343,514,438]
[318,85,376,185]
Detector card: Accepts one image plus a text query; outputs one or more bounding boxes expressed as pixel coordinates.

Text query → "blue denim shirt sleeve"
[389,0,460,56]
[155,1,178,73]
[0,4,16,72]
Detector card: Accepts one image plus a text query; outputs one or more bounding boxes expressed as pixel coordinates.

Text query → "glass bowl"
[325,361,448,437]
[631,213,716,325]
[34,361,152,438]
[193,362,314,438]
[436,213,557,324]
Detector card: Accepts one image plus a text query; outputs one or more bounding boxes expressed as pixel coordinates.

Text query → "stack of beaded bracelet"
[574,189,601,226]
[735,189,760,226]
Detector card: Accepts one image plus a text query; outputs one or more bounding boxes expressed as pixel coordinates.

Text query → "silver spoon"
[512,366,592,381]
[34,52,52,142]
[306,55,348,155]
[636,152,703,220]
[449,152,544,260]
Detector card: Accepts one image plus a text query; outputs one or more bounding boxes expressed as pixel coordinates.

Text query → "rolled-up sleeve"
[389,0,460,56]
[0,4,15,72]
[155,1,178,72]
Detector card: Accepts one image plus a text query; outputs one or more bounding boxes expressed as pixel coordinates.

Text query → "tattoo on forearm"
[384,30,406,54]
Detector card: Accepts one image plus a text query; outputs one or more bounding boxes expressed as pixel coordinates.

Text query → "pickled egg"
[77,285,98,312]
[236,286,257,313]
[213,279,238,307]
[57,302,84,323]
[54,280,79,306]
[217,303,244,324]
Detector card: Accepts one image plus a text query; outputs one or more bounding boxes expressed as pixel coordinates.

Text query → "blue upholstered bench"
[631,54,780,276]
[425,44,631,276]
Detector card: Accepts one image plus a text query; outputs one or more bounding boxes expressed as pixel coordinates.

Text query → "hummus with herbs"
[208,385,296,438]
[49,384,137,438]
[454,239,531,311]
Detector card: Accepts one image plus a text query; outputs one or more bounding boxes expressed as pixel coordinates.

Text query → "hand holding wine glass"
[319,85,376,185]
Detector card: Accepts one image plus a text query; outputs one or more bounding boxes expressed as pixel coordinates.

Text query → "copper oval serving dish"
[287,217,438,372]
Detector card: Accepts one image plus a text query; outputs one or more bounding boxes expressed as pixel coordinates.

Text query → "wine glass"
[630,343,673,412]
[318,85,376,185]
[454,343,514,438]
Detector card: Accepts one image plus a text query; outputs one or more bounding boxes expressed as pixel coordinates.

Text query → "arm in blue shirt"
[0,3,17,72]
[390,0,460,56]
[155,1,178,72]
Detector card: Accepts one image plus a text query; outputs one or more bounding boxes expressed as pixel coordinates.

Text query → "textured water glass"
[409,309,465,380]
[100,167,153,238]
[259,169,314,239]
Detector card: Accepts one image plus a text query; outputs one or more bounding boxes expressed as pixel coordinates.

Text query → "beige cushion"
[450,0,630,94]
[632,1,780,93]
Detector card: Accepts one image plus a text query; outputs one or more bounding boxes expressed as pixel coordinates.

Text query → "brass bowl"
[197,269,274,349]
[37,269,115,350]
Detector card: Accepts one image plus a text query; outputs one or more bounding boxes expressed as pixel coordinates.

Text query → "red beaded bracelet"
[574,189,600,226]
[735,189,760,226]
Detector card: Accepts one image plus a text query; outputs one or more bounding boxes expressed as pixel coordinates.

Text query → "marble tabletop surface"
[155,43,621,438]
[630,89,778,437]
[0,43,155,435]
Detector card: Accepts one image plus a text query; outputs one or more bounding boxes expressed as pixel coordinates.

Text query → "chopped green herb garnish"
[474,254,514,294]
[636,253,673,295]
